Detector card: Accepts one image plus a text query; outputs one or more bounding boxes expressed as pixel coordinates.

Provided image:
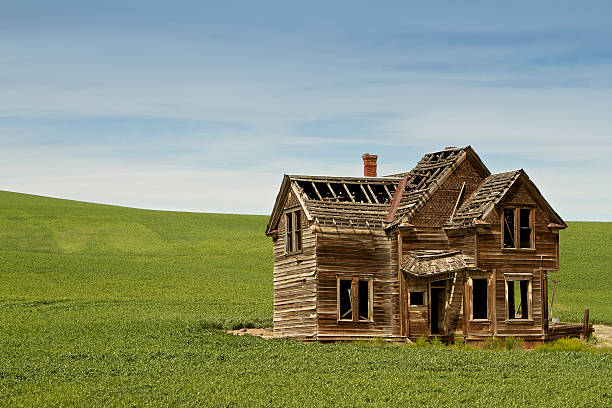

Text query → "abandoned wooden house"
[265,146,589,346]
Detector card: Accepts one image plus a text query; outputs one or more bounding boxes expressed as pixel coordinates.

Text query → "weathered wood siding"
[273,191,317,339]
[315,226,400,341]
[400,227,472,339]
[473,180,558,339]
[403,276,429,337]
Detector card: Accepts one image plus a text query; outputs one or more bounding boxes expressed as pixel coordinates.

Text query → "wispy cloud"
[0,1,611,220]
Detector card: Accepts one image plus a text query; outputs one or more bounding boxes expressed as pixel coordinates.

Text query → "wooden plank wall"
[401,227,472,339]
[315,226,400,341]
[273,191,317,339]
[404,277,429,337]
[476,181,558,339]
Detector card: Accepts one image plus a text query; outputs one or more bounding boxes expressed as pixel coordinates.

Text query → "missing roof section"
[295,179,397,204]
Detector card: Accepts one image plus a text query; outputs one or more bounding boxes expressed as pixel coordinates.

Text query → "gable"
[485,176,561,227]
[266,176,311,236]
[265,175,399,235]
[410,155,488,226]
[387,146,490,227]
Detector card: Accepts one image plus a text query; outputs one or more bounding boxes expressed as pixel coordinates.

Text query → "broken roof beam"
[383,184,393,201]
[366,184,380,204]
[360,184,373,203]
[342,183,355,202]
[325,182,339,201]
[311,182,324,200]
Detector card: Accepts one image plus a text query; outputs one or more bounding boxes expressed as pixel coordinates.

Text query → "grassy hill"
[0,190,610,406]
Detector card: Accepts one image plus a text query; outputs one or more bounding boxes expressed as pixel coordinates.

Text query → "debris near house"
[225,327,276,339]
[265,146,593,347]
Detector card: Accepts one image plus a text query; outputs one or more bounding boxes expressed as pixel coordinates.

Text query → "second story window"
[503,207,534,249]
[285,209,302,253]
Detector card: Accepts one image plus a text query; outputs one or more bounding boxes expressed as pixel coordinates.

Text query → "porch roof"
[401,250,467,278]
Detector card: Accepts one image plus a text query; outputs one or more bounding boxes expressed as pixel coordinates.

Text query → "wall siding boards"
[273,191,317,339]
[268,148,574,345]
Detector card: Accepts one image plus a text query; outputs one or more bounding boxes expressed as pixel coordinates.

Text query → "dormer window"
[285,209,302,254]
[502,207,534,249]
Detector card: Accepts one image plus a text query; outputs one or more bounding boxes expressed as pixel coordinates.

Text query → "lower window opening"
[410,291,424,306]
[472,279,488,320]
[339,279,353,320]
[508,280,529,319]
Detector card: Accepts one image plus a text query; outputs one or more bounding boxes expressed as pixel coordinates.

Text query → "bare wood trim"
[450,182,466,221]
[492,269,497,336]
[386,174,409,222]
[397,230,404,337]
[462,274,468,336]
[291,183,313,221]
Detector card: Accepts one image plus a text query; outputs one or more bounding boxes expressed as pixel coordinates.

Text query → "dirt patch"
[594,325,612,348]
[227,326,612,346]
[225,327,275,339]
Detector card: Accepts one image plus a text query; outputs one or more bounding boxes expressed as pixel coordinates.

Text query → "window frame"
[504,273,533,322]
[409,291,426,307]
[466,273,492,322]
[336,275,374,323]
[501,206,535,250]
[284,208,302,255]
[469,277,490,322]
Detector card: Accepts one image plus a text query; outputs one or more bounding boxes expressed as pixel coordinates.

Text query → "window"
[284,209,302,254]
[337,277,373,322]
[506,279,531,320]
[472,279,488,320]
[502,207,533,249]
[409,291,424,306]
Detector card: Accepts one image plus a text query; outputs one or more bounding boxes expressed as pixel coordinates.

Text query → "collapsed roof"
[448,169,566,228]
[265,146,565,235]
[401,250,468,278]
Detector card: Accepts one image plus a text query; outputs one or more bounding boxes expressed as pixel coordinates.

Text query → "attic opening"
[329,183,350,201]
[346,183,369,203]
[296,181,318,200]
[370,184,392,204]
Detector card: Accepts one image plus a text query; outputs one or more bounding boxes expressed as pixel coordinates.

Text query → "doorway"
[430,282,446,335]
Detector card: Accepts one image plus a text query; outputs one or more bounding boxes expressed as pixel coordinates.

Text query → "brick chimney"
[362,153,378,177]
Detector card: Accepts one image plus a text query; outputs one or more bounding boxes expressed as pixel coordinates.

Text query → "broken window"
[472,279,488,320]
[284,209,302,254]
[358,280,370,320]
[409,291,424,306]
[503,208,515,248]
[337,277,373,322]
[507,279,530,319]
[519,208,532,248]
[503,207,534,249]
[339,279,353,321]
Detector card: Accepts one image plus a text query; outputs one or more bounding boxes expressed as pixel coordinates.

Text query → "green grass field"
[1,190,610,407]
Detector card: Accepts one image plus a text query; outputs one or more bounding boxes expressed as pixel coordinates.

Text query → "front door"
[430,282,446,335]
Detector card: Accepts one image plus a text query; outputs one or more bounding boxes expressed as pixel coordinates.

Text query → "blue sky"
[1,1,611,220]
